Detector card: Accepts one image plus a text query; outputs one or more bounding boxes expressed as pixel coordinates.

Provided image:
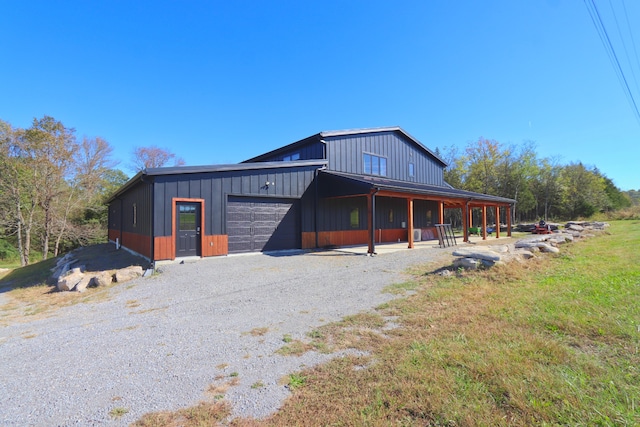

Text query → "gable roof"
[243,126,448,167]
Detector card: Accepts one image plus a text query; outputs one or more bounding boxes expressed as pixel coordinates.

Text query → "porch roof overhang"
[318,170,516,207]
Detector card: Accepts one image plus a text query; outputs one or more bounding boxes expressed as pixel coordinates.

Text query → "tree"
[131,145,185,171]
[51,136,119,256]
[0,116,120,264]
[23,116,76,260]
[437,145,465,189]
[559,163,608,218]
[0,120,35,266]
[495,141,538,223]
[463,137,504,195]
[533,157,563,221]
[595,172,632,212]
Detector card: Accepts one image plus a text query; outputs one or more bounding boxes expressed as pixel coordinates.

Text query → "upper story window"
[363,153,387,176]
[283,152,300,161]
[409,162,415,178]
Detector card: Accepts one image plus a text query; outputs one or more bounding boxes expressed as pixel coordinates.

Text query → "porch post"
[495,206,501,238]
[367,193,374,254]
[407,198,414,249]
[438,201,444,224]
[506,204,512,237]
[482,205,487,240]
[463,203,469,242]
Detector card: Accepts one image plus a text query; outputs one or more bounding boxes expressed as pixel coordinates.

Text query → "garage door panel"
[227,197,300,253]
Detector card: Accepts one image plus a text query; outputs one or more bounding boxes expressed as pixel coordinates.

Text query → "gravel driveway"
[0,245,454,426]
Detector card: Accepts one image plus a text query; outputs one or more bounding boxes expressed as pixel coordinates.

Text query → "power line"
[584,0,640,125]
[620,0,640,88]
[608,0,640,97]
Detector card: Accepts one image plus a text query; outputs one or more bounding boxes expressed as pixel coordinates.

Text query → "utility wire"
[620,0,640,86]
[584,0,640,125]
[608,0,640,103]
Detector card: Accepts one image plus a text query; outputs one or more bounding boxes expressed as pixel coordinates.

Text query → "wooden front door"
[176,202,201,257]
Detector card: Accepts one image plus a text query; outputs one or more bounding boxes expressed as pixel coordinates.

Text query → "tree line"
[437,137,634,224]
[0,116,183,266]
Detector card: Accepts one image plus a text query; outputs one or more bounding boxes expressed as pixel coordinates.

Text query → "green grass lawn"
[135,220,640,426]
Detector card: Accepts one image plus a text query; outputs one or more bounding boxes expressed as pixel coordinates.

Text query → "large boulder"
[91,271,114,287]
[452,248,501,262]
[567,224,584,232]
[50,253,74,281]
[537,243,560,253]
[73,275,93,292]
[453,257,480,270]
[57,267,85,292]
[114,266,144,283]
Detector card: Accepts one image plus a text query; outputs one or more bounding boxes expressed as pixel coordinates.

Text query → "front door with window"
[176,202,201,257]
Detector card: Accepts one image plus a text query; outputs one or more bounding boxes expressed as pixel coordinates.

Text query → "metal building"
[108,127,515,261]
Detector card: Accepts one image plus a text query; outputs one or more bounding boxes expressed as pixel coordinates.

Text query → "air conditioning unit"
[413,229,422,241]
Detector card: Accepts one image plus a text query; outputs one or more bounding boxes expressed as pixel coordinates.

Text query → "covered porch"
[316,170,516,254]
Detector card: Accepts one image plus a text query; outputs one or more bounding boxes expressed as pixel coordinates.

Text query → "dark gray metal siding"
[325,131,445,186]
[152,165,318,237]
[109,181,152,236]
[413,199,439,228]
[243,135,325,163]
[273,142,324,162]
[318,197,367,231]
[317,196,438,232]
[252,141,325,162]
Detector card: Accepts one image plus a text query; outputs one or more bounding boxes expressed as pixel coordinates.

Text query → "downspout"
[110,196,123,249]
[313,166,326,249]
[149,177,155,267]
[119,197,124,249]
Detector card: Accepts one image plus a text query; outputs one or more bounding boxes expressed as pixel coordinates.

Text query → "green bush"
[0,239,19,261]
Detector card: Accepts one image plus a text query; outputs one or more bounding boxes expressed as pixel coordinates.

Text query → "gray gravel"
[0,245,454,426]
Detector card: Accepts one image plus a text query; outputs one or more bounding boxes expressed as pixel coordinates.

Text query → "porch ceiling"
[318,170,515,207]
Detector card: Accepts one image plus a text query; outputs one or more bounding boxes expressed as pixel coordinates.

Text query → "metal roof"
[243,126,448,167]
[107,160,327,202]
[320,170,516,205]
[143,160,326,176]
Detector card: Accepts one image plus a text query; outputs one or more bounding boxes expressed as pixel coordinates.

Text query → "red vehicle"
[533,220,552,234]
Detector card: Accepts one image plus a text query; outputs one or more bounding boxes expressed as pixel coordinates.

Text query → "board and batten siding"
[108,180,153,258]
[324,131,445,186]
[152,165,318,238]
[270,141,324,161]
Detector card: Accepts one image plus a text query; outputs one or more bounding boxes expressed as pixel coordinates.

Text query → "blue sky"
[1,1,639,190]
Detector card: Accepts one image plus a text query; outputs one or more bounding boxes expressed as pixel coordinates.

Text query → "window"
[283,152,300,161]
[178,204,197,231]
[363,153,387,176]
[388,209,394,223]
[350,208,360,228]
[409,162,415,177]
[132,203,137,227]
